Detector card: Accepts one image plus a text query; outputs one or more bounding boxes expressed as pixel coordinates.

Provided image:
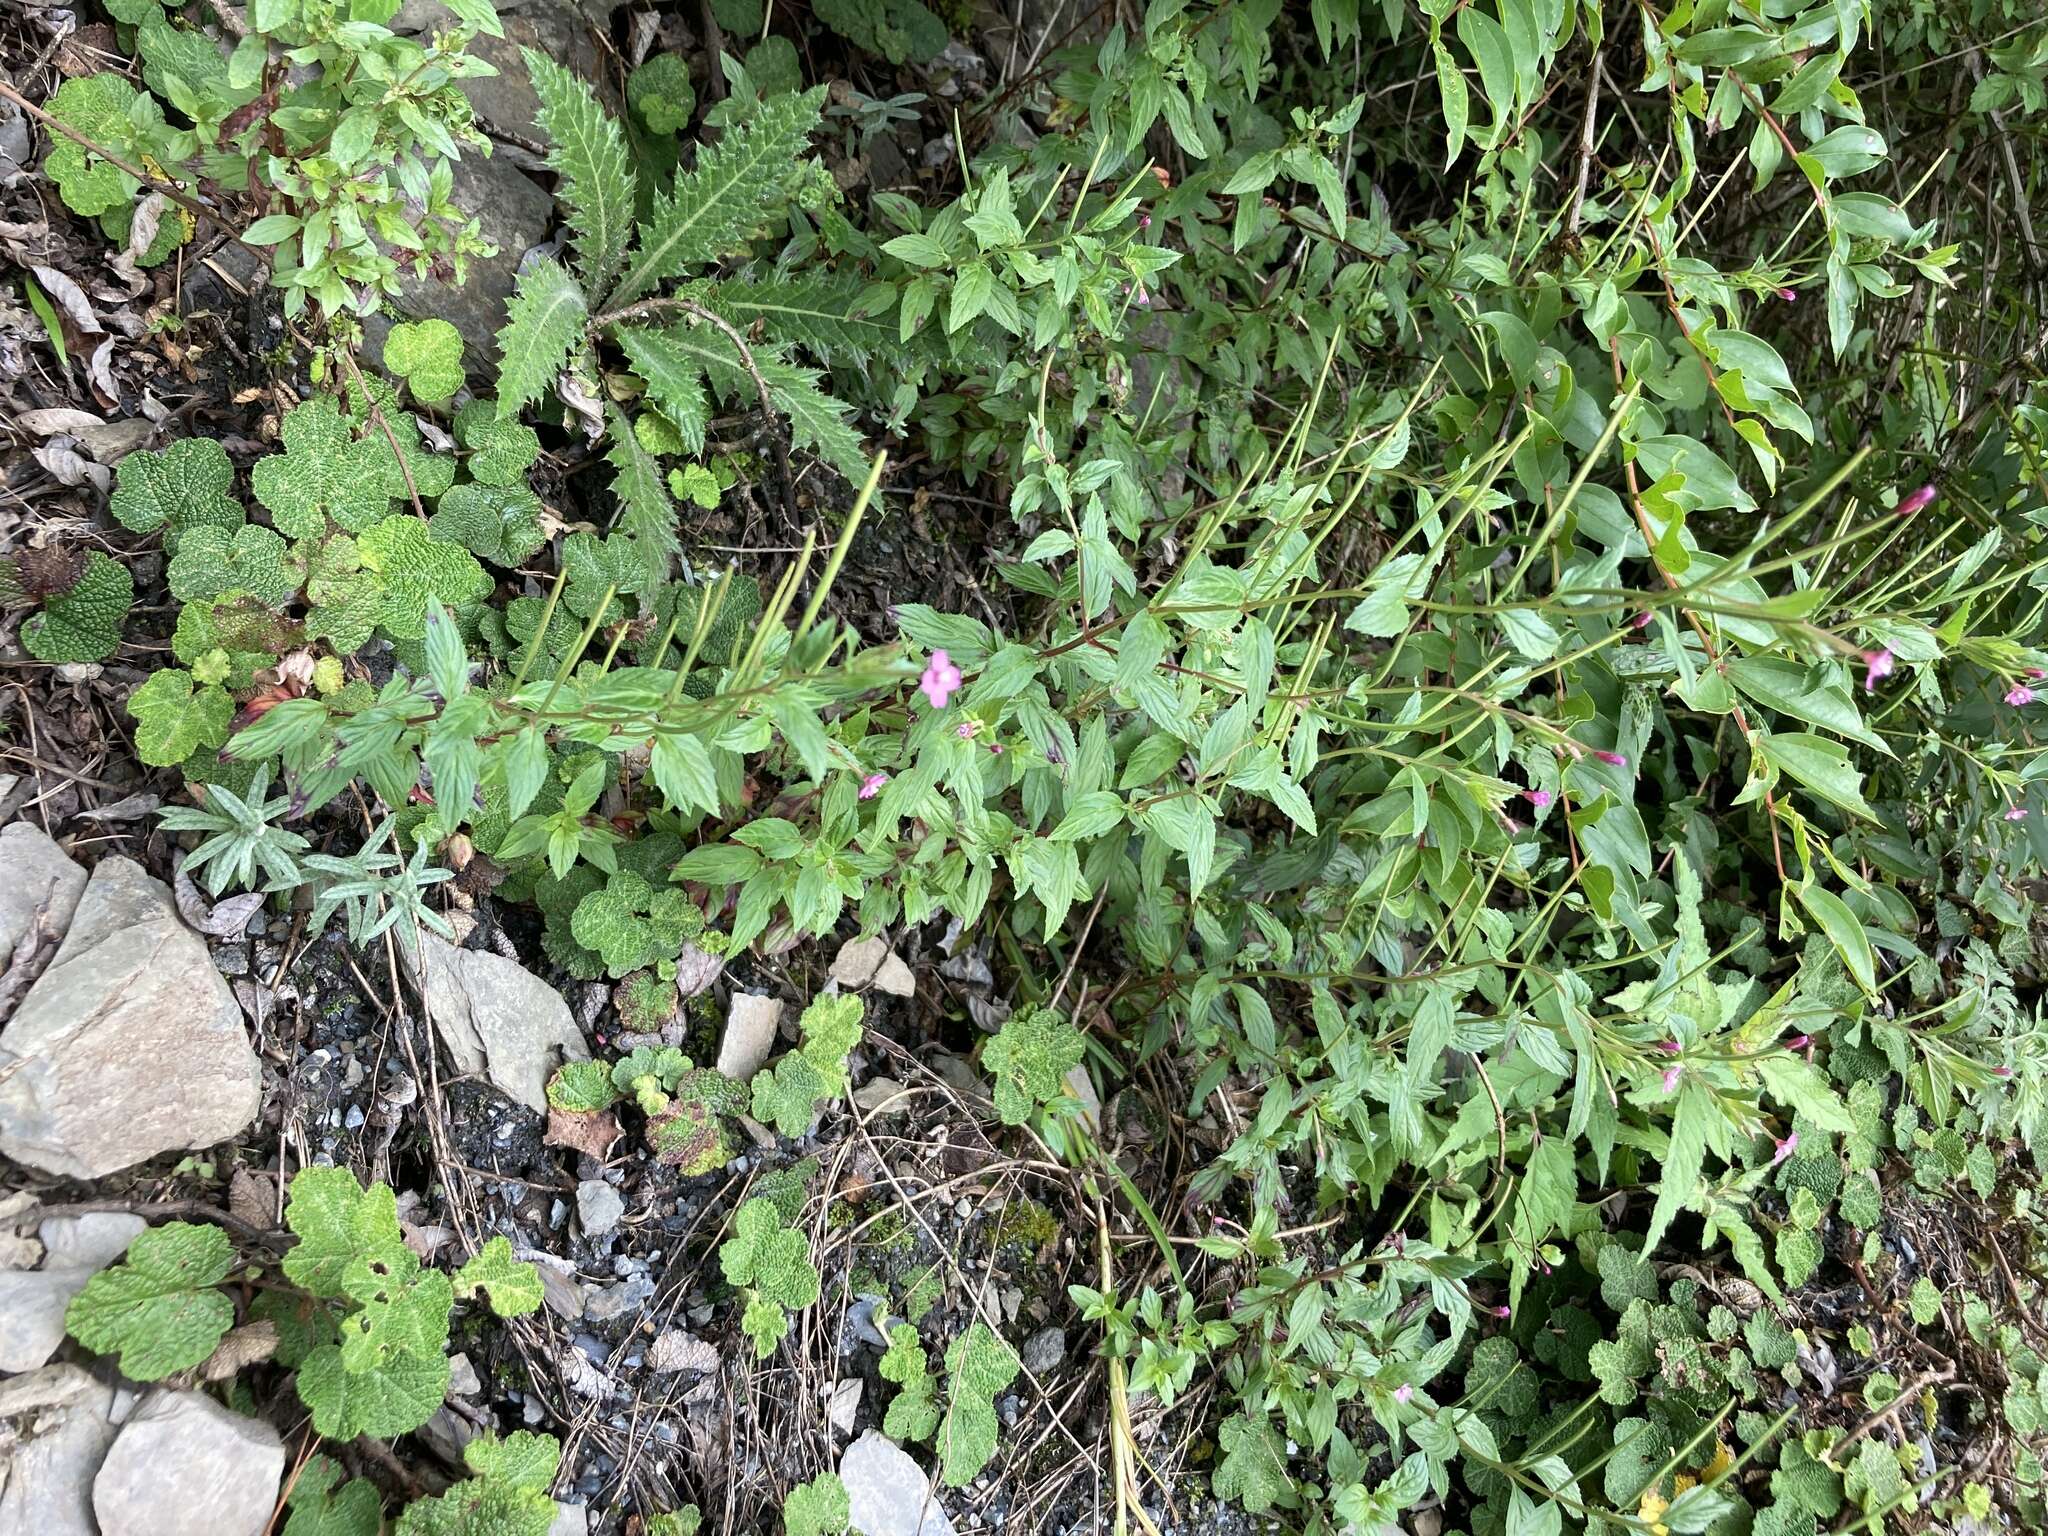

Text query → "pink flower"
[2006,806,2029,822]
[1863,649,1893,693]
[956,720,979,740]
[1494,1305,1512,1319]
[1594,749,1628,767]
[1654,1039,1682,1055]
[2007,685,2035,707]
[1776,287,1797,302]
[1139,214,1152,229]
[1662,1065,1683,1093]
[987,743,1004,755]
[1770,1132,1798,1167]
[858,773,888,800]
[1785,1034,1811,1051]
[1994,1065,2014,1078]
[920,650,962,709]
[1393,1384,1413,1405]
[1632,611,1653,630]
[2030,668,2047,681]
[1892,484,1937,518]
[1525,789,1553,810]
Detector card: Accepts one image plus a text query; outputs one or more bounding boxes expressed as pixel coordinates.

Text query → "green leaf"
[282,1165,409,1299]
[128,668,233,767]
[110,437,243,539]
[1725,657,1888,751]
[65,1221,236,1380]
[1756,732,1876,821]
[652,732,721,817]
[282,1456,384,1536]
[25,551,133,663]
[454,1236,544,1317]
[782,1472,850,1536]
[605,402,680,579]
[495,257,589,418]
[938,1322,1020,1486]
[1212,1412,1290,1513]
[1796,883,1876,996]
[612,87,826,304]
[383,319,466,403]
[527,48,638,300]
[1643,1079,1713,1258]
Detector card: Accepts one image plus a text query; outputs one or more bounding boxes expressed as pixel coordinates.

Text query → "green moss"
[991,1198,1059,1253]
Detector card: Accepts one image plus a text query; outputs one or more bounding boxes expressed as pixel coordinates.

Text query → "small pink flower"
[956,720,979,740]
[920,650,962,709]
[1995,1065,2014,1078]
[1393,1384,1413,1405]
[1654,1039,1682,1055]
[1785,1034,1811,1051]
[1494,1305,1512,1319]
[1770,1132,1798,1167]
[1892,484,1937,518]
[1594,750,1628,767]
[1139,214,1152,229]
[1776,287,1797,302]
[987,743,1004,755]
[2007,685,2035,707]
[2006,806,2029,822]
[2030,668,2047,681]
[1662,1065,1683,1093]
[858,773,888,800]
[1632,611,1653,630]
[1500,815,1523,834]
[1863,649,1893,693]
[1524,789,1553,810]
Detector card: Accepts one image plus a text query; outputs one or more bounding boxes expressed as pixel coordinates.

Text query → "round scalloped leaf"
[46,76,150,217]
[296,1341,450,1440]
[22,551,133,663]
[628,53,696,135]
[356,517,493,639]
[383,319,466,404]
[63,1220,236,1381]
[454,1237,544,1318]
[128,668,233,766]
[280,1455,383,1536]
[453,400,541,487]
[431,482,547,566]
[253,399,397,538]
[168,523,295,607]
[111,436,243,539]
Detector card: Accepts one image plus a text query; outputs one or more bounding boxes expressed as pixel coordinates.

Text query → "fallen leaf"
[30,265,103,334]
[76,791,159,822]
[200,1320,279,1381]
[14,407,102,436]
[544,1106,621,1159]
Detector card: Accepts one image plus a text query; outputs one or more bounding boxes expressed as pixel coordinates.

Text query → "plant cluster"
[52,0,2048,1528]
[66,1167,539,1459]
[48,0,500,316]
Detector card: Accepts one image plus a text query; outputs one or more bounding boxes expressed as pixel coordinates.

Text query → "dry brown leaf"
[544,1107,621,1159]
[199,1320,279,1381]
[15,407,103,436]
[227,1167,274,1230]
[30,265,102,334]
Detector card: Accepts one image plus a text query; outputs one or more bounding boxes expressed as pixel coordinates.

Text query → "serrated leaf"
[128,667,233,767]
[526,49,636,301]
[495,257,590,418]
[455,1236,544,1317]
[64,1220,236,1380]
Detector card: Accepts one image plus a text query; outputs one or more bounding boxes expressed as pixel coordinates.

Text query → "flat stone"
[447,1351,482,1396]
[404,931,588,1113]
[826,1377,863,1435]
[873,951,916,997]
[539,1265,584,1321]
[576,1179,624,1237]
[93,1388,283,1536]
[0,1213,146,1372]
[582,1274,654,1326]
[0,1365,124,1536]
[716,992,784,1081]
[0,822,86,963]
[0,857,260,1178]
[830,936,889,987]
[840,1431,954,1536]
[549,1504,591,1536]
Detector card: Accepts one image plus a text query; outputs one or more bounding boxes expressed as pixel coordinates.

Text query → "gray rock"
[0,822,86,965]
[576,1179,624,1236]
[93,1389,284,1536]
[540,1265,585,1321]
[716,992,784,1081]
[391,152,554,355]
[549,1504,591,1536]
[1020,1326,1066,1375]
[0,857,260,1178]
[404,931,588,1113]
[0,1365,124,1536]
[840,1431,954,1536]
[826,1377,863,1435]
[447,1351,482,1396]
[582,1274,654,1326]
[0,1213,146,1372]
